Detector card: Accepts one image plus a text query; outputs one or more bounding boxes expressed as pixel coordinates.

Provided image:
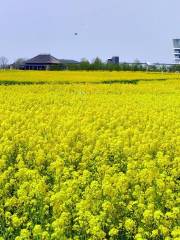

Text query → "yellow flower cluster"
[0,70,179,84]
[0,72,179,239]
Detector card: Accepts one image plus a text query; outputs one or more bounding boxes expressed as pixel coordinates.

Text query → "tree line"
[50,58,180,72]
[1,56,180,72]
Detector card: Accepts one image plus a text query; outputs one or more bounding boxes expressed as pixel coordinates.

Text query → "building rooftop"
[25,54,79,65]
[25,54,61,64]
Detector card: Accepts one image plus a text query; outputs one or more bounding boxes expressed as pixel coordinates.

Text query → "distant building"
[24,54,62,70]
[19,54,79,70]
[107,56,119,64]
[107,59,113,64]
[173,39,180,64]
[112,56,119,64]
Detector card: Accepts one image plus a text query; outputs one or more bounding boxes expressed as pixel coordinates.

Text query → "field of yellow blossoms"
[0,71,179,239]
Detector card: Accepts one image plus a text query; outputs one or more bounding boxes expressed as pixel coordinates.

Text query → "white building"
[173,39,180,64]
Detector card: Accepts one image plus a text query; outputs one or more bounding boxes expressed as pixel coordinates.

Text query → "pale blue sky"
[0,0,180,63]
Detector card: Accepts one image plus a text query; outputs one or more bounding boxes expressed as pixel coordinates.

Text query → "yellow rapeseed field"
[0,71,179,239]
[0,70,179,84]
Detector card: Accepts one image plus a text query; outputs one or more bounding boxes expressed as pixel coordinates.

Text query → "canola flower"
[0,73,179,239]
[0,70,179,84]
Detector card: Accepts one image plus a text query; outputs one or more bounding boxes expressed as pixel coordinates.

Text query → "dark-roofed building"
[59,59,79,64]
[22,54,79,70]
[24,54,62,70]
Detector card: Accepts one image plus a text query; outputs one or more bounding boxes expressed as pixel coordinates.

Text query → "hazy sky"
[0,0,180,63]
